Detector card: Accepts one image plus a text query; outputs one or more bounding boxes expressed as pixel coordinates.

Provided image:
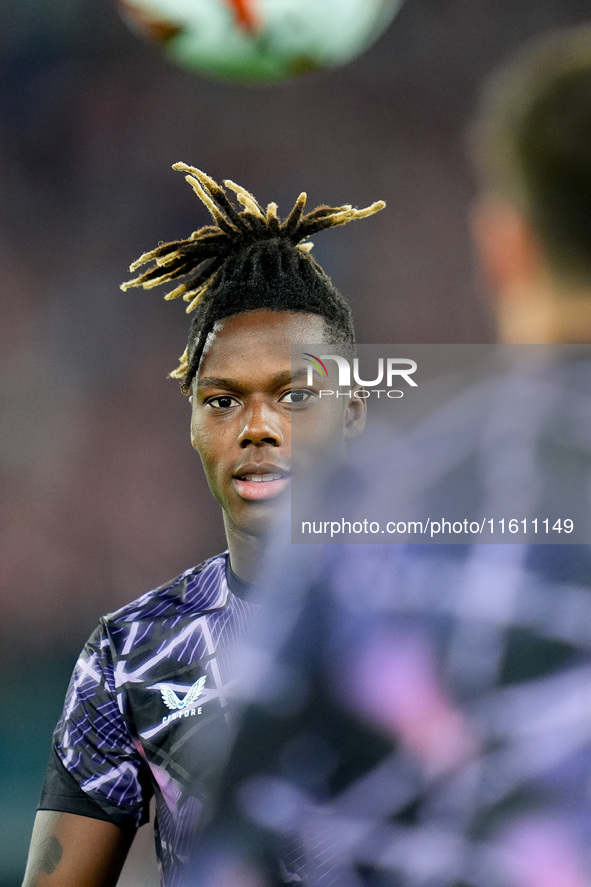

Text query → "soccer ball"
[118,0,403,83]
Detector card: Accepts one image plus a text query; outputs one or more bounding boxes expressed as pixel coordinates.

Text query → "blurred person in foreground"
[470,23,591,346]
[20,163,383,887]
[181,27,591,887]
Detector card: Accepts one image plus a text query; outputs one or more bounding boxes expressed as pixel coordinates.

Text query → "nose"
[238,401,283,448]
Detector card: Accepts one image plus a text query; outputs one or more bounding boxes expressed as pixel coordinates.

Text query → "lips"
[232,463,290,501]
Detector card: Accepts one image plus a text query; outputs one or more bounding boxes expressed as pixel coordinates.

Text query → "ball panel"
[118,0,404,83]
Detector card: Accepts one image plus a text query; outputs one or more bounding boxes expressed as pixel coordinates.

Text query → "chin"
[237,499,288,538]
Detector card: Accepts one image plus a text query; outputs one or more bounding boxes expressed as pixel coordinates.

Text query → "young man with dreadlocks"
[21,164,384,887]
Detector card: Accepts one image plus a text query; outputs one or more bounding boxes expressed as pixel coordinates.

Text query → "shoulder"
[102,552,230,633]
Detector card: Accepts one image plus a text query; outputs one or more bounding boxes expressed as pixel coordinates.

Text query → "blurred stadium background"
[2,1,591,884]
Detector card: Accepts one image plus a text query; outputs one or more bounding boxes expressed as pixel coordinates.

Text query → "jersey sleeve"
[39,619,153,829]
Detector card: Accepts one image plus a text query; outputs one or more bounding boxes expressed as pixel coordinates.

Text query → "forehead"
[197,310,329,378]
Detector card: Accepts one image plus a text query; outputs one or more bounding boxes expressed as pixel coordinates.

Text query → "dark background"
[2,1,590,883]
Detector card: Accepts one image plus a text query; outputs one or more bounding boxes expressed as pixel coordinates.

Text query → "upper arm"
[22,810,135,887]
[49,624,152,829]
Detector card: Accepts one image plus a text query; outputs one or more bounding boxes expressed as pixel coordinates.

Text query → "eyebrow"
[196,367,311,392]
[196,377,239,390]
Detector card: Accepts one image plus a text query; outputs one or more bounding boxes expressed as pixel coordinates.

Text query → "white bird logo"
[160,676,207,711]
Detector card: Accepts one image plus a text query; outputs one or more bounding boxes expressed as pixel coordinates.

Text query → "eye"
[207,395,237,409]
[280,389,314,405]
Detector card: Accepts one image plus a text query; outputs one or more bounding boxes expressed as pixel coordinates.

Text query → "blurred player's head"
[122,165,382,548]
[469,26,591,343]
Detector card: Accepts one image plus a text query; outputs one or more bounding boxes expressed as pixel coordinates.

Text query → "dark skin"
[190,309,366,581]
[22,811,134,887]
[22,309,365,885]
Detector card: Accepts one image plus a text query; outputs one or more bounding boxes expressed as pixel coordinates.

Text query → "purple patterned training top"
[39,552,255,886]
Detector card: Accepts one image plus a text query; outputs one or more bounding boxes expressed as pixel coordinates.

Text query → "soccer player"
[179,28,591,887]
[20,164,384,887]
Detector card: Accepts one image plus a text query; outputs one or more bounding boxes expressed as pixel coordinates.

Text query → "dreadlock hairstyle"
[121,163,385,394]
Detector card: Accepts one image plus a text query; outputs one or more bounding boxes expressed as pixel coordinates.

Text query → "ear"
[189,391,200,452]
[470,195,542,298]
[344,388,367,440]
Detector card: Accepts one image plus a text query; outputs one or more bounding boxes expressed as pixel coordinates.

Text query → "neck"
[497,277,591,344]
[223,518,268,584]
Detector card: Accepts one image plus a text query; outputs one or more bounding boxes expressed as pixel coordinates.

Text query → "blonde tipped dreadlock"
[122,163,385,393]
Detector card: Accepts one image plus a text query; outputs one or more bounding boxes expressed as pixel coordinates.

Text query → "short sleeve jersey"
[39,552,255,886]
